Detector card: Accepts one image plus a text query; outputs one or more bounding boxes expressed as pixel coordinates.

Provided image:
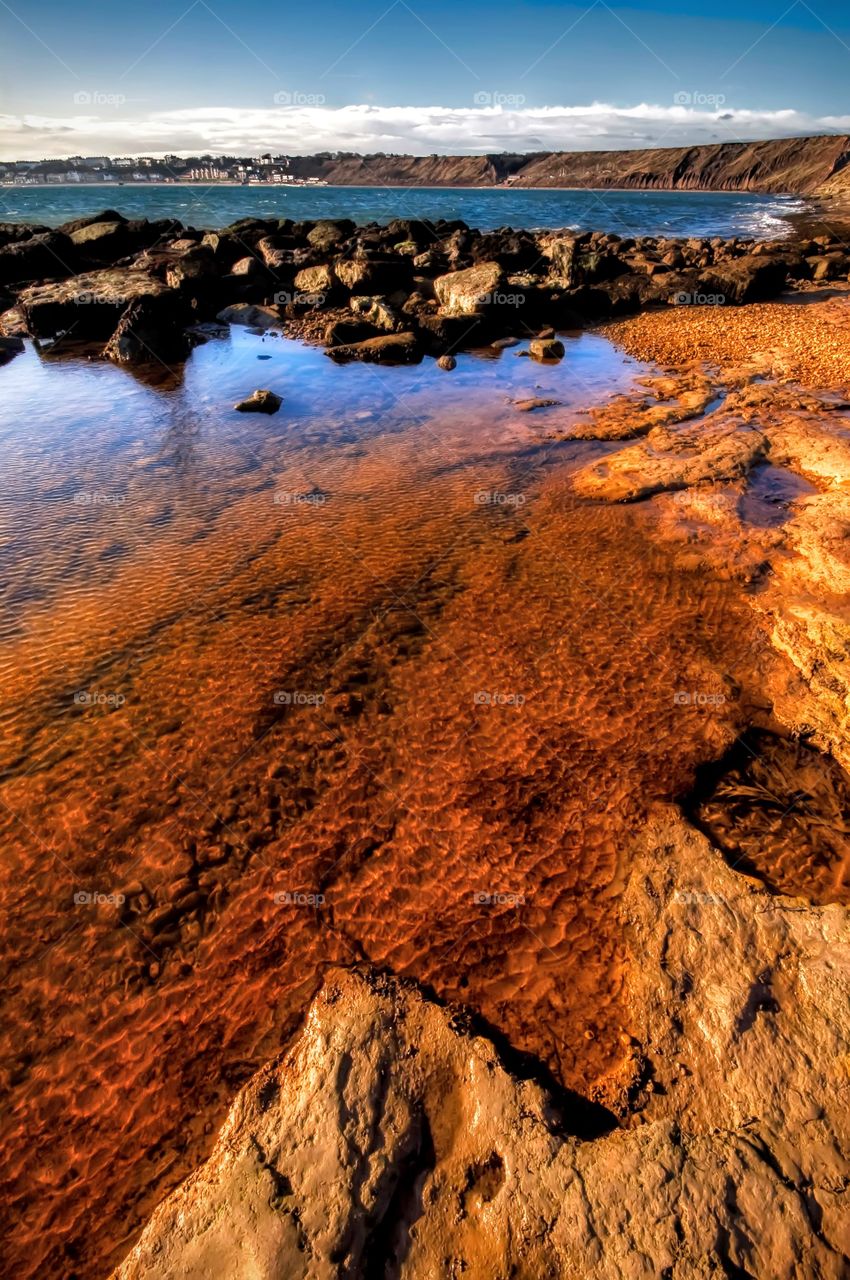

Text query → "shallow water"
[0,329,768,1277]
[0,183,809,239]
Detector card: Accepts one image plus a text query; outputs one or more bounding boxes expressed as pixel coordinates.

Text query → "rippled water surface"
[0,183,809,239]
[0,329,766,1277]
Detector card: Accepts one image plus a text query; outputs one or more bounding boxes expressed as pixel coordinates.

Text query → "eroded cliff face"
[113,813,850,1280]
[275,135,850,195]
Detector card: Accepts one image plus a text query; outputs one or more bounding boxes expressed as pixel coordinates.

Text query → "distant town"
[0,154,330,185]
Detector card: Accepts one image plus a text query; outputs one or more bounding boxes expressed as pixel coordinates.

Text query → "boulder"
[18,269,171,339]
[102,294,192,366]
[233,389,282,414]
[69,220,135,261]
[529,336,565,361]
[216,303,281,329]
[0,232,77,285]
[293,264,335,299]
[325,331,423,365]
[57,209,127,235]
[306,220,354,253]
[697,255,788,305]
[349,295,402,332]
[433,261,504,315]
[323,319,380,348]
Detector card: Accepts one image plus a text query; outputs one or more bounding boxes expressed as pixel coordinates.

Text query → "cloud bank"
[2,102,849,161]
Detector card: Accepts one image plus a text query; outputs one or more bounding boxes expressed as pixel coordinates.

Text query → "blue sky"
[1,0,849,157]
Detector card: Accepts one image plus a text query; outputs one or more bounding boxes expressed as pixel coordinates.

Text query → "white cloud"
[1,102,847,161]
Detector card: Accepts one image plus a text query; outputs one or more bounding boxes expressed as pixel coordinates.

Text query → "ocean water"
[0,182,809,239]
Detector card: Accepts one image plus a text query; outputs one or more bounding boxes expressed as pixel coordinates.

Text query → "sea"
[0,182,810,239]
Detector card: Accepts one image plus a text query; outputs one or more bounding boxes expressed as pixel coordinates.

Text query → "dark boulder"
[325,331,423,365]
[102,293,192,366]
[697,255,788,305]
[0,232,77,285]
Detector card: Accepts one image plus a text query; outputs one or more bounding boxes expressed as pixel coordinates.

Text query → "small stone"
[437,354,457,371]
[234,389,282,415]
[529,337,565,361]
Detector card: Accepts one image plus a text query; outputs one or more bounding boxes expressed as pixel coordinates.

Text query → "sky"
[0,0,849,158]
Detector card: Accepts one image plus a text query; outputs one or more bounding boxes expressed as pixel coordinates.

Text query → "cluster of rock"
[2,209,850,368]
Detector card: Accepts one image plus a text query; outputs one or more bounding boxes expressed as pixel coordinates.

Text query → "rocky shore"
[4,208,850,1278]
[2,208,850,371]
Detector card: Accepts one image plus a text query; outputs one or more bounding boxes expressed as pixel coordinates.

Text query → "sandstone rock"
[293,264,335,298]
[325,331,423,365]
[323,319,379,348]
[113,809,850,1280]
[18,269,170,339]
[433,262,504,315]
[69,220,135,262]
[349,295,402,332]
[233,389,282,414]
[698,255,788,305]
[0,231,77,285]
[573,421,768,502]
[216,303,281,330]
[102,294,191,366]
[307,220,354,253]
[529,336,565,361]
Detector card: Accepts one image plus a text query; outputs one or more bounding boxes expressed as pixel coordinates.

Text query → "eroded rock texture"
[114,812,850,1279]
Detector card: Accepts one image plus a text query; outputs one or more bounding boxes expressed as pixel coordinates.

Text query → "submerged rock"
[529,336,566,361]
[325,331,423,365]
[436,353,456,371]
[233,389,282,414]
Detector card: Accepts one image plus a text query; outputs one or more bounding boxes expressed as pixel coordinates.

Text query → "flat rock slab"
[573,420,768,502]
[325,331,423,365]
[18,269,170,339]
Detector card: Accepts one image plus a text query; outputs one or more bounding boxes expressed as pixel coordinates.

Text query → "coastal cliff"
[282,134,850,194]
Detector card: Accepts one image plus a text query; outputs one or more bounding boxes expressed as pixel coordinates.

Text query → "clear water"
[0,183,809,239]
